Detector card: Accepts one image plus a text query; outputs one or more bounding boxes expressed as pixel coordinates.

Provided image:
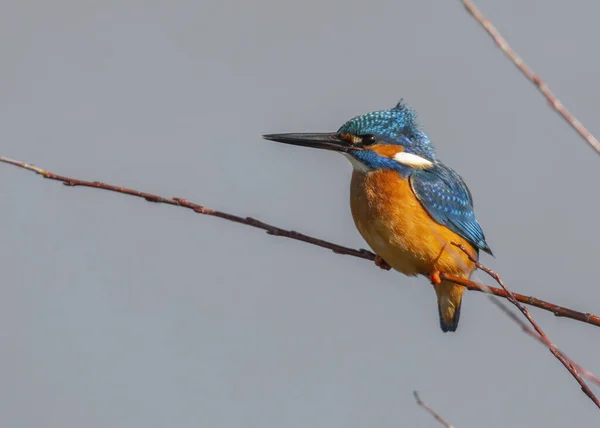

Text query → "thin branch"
[452,242,600,409]
[488,298,600,388]
[4,156,599,404]
[440,273,600,327]
[414,391,454,428]
[460,0,600,155]
[2,156,599,329]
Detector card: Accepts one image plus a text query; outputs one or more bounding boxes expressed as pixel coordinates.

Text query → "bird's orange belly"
[349,169,476,278]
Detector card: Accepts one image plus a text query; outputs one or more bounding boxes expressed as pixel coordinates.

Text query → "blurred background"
[1,0,599,426]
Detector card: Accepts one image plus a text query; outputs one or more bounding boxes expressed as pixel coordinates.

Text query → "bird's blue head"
[263,100,437,176]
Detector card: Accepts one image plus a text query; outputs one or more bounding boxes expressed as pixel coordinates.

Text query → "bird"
[263,100,492,332]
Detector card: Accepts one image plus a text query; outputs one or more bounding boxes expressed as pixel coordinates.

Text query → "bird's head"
[263,100,436,176]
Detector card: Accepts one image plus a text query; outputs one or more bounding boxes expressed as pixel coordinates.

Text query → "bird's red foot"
[429,270,442,285]
[374,255,392,271]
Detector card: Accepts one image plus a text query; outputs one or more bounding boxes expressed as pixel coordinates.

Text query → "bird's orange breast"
[349,169,476,277]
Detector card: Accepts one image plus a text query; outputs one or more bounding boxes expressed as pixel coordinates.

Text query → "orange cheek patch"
[371,144,404,158]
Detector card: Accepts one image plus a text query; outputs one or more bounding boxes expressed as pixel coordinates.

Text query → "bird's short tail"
[434,281,466,333]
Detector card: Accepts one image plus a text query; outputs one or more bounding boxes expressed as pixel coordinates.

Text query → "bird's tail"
[434,280,466,333]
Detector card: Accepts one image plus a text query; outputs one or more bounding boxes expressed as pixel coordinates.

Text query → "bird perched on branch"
[263,100,492,332]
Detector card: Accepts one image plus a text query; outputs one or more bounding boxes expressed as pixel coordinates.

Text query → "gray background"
[1,0,599,426]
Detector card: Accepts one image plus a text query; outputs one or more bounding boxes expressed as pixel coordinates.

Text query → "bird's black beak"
[262,132,351,153]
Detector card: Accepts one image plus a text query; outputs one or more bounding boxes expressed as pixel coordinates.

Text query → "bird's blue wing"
[409,163,492,255]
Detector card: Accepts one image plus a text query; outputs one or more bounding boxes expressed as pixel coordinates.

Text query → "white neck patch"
[343,153,371,173]
[393,152,434,169]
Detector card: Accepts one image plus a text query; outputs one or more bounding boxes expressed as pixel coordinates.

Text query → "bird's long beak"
[262,132,350,153]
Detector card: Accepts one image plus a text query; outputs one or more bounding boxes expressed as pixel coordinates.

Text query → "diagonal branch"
[414,391,454,428]
[452,242,600,409]
[460,0,600,155]
[2,156,599,329]
[4,156,600,405]
[488,298,600,388]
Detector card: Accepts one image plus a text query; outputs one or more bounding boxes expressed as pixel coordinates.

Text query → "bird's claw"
[374,255,392,271]
[430,270,442,285]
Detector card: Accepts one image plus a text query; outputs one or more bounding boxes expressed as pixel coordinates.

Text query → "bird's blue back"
[410,163,491,255]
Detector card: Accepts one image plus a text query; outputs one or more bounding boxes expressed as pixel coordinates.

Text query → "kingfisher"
[263,100,492,332]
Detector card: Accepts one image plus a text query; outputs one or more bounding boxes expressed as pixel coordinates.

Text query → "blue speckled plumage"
[339,100,436,162]
[410,163,492,255]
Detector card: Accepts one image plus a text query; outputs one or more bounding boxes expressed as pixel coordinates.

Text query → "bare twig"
[4,156,599,405]
[488,298,600,388]
[460,0,600,155]
[452,242,600,409]
[414,391,454,428]
[440,273,600,327]
[2,156,599,329]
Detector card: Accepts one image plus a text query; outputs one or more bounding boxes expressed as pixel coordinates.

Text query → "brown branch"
[4,155,600,404]
[414,391,454,428]
[460,0,600,155]
[2,156,599,329]
[452,242,600,409]
[488,298,600,388]
[440,273,600,327]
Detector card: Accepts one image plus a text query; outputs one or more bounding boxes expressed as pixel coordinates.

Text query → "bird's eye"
[362,134,377,146]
